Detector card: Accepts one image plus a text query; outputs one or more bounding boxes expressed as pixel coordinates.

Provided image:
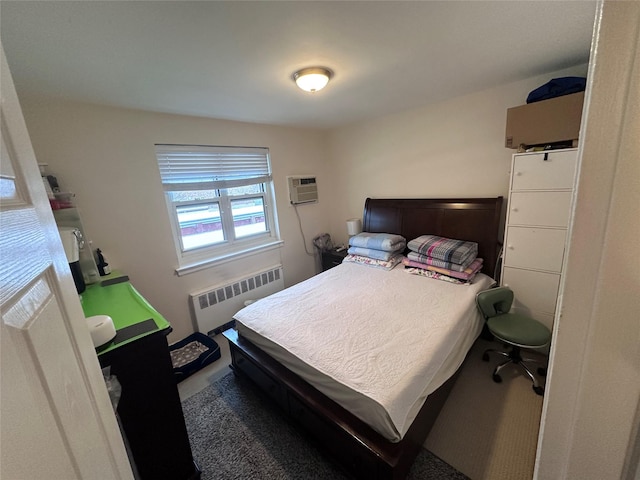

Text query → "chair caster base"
[492,373,502,383]
[533,385,544,396]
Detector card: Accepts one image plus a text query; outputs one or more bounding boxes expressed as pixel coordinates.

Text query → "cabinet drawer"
[322,250,347,272]
[232,350,286,410]
[322,256,343,271]
[512,150,577,190]
[502,267,561,315]
[508,191,572,227]
[289,394,378,479]
[503,227,567,272]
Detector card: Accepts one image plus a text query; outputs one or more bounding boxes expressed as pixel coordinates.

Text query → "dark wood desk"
[82,275,200,480]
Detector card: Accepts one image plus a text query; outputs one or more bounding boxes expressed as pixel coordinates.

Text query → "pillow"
[402,257,484,280]
[347,246,399,261]
[407,234,478,266]
[342,253,402,271]
[348,232,406,252]
[403,267,474,285]
[406,251,475,272]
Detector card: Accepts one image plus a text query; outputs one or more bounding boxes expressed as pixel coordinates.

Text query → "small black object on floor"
[170,332,221,383]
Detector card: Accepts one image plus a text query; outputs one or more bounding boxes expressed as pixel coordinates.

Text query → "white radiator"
[190,265,284,335]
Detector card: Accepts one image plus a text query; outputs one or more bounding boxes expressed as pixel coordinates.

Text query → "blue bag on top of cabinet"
[526,77,586,104]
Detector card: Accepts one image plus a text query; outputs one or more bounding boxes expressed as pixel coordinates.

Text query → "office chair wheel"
[533,385,544,396]
[482,352,490,362]
[537,367,547,376]
[492,373,502,383]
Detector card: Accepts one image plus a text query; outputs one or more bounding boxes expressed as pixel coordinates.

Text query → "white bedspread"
[234,262,494,442]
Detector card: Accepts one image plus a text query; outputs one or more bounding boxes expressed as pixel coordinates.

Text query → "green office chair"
[476,287,551,396]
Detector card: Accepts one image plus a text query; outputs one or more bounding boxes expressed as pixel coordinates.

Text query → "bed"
[223,197,503,479]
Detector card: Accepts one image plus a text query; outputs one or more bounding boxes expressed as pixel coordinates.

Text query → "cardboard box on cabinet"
[505,91,585,149]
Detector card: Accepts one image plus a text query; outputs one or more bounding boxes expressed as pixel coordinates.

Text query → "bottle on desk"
[95,248,111,276]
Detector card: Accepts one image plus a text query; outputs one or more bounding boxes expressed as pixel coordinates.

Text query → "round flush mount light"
[292,67,333,93]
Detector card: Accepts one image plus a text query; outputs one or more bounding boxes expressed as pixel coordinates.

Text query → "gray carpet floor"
[182,372,468,480]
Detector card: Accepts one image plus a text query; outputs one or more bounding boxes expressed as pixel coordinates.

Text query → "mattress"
[234,262,494,442]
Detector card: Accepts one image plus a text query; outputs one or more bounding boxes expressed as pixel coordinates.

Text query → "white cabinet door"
[512,150,578,190]
[504,227,567,273]
[508,191,573,227]
[502,148,577,332]
[502,267,561,315]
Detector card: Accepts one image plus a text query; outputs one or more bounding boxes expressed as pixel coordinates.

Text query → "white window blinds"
[155,145,272,191]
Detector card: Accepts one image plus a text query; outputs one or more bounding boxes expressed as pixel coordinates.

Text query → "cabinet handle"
[515,171,522,176]
[508,244,514,250]
[512,207,518,212]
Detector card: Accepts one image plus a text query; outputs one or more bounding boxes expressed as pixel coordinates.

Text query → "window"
[155,145,281,273]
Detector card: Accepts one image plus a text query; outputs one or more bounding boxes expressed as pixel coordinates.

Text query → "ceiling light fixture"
[292,67,333,93]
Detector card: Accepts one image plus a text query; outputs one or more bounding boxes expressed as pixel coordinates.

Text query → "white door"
[0,44,133,480]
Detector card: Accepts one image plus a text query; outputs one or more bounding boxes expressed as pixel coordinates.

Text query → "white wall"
[536,1,640,478]
[20,98,330,341]
[325,65,588,246]
[19,63,588,343]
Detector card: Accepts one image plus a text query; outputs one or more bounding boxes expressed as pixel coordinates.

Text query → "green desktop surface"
[80,272,171,355]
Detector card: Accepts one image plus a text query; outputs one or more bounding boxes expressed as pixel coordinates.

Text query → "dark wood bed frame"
[223,197,503,479]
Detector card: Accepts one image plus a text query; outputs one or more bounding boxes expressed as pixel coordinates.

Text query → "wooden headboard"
[362,197,504,277]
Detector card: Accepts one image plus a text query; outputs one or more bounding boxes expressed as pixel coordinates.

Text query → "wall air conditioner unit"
[287,175,318,205]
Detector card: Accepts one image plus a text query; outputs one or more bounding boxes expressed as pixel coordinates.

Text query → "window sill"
[175,240,284,277]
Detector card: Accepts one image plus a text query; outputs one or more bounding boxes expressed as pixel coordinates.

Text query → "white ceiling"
[1,1,597,129]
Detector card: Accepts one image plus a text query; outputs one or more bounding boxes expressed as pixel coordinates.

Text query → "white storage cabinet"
[501,148,578,330]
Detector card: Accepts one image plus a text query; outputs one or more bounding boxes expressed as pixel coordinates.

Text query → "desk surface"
[80,272,171,355]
